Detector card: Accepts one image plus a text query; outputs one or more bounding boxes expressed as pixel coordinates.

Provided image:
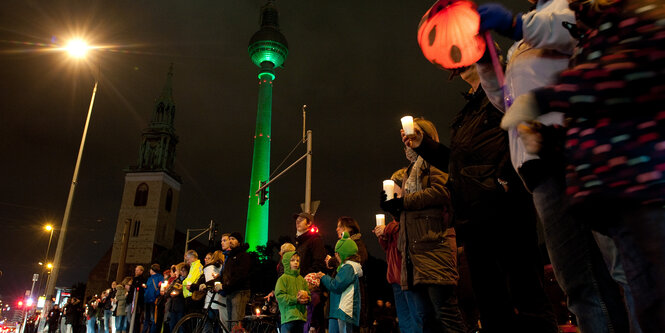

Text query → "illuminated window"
[134,183,149,206]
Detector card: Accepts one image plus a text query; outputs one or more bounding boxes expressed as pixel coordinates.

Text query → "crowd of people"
[40,0,664,332]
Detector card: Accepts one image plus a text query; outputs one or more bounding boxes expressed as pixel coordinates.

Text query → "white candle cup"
[401,116,414,135]
[383,180,395,200]
[375,214,385,226]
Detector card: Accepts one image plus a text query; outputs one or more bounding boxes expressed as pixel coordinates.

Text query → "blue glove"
[478,3,523,41]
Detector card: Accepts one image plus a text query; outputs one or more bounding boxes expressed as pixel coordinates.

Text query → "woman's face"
[336,221,351,239]
[204,254,212,264]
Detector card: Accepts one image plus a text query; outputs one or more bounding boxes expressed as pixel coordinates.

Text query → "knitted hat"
[229,232,243,244]
[334,232,358,262]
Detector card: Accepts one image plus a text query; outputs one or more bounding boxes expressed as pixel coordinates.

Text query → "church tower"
[108,65,181,278]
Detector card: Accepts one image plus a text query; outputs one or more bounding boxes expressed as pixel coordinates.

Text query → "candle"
[383,180,395,200]
[375,214,385,226]
[401,116,414,135]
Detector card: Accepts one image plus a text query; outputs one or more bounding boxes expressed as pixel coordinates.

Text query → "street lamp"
[44,38,99,300]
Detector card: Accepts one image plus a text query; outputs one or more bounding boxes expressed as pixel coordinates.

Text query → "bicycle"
[172,286,231,333]
[172,289,278,333]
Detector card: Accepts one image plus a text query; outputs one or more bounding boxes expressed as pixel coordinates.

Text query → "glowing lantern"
[417,0,486,69]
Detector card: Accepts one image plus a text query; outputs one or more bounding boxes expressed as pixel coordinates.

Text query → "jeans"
[603,205,665,332]
[87,318,96,333]
[103,310,112,333]
[532,176,628,333]
[593,231,643,333]
[328,318,353,333]
[227,289,250,328]
[114,316,127,332]
[281,320,304,333]
[141,303,154,333]
[391,284,416,333]
[412,284,466,333]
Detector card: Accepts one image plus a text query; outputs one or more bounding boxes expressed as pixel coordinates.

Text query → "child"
[317,232,362,333]
[274,251,310,333]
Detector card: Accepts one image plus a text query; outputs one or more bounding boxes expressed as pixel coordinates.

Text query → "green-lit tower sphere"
[245,0,288,251]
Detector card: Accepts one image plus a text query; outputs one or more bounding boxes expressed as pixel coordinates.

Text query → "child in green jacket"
[274,251,310,333]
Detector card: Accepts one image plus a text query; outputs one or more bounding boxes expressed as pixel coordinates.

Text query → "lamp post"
[44,39,98,300]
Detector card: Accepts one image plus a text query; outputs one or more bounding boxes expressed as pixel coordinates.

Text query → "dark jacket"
[47,308,61,324]
[64,299,82,325]
[398,160,458,289]
[414,88,527,238]
[222,244,251,293]
[128,274,146,305]
[295,229,327,276]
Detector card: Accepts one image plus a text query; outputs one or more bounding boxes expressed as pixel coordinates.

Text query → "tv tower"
[245,0,288,250]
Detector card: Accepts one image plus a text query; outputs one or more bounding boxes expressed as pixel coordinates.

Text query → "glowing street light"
[45,38,99,301]
[64,39,89,58]
[46,263,53,270]
[45,225,53,231]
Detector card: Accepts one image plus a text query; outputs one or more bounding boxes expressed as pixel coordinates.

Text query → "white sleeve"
[521,0,577,55]
[476,62,506,112]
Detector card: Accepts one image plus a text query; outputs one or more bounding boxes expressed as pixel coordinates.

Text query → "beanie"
[229,232,243,244]
[334,232,358,262]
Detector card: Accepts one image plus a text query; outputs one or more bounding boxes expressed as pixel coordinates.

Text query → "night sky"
[0,0,525,302]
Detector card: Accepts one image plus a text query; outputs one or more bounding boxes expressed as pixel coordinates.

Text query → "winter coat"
[477,0,576,173]
[128,275,146,305]
[531,0,665,208]
[414,88,529,239]
[378,221,401,285]
[47,308,61,324]
[64,300,82,325]
[221,244,251,293]
[398,160,459,289]
[320,261,363,326]
[202,263,226,313]
[295,229,327,276]
[274,251,309,324]
[182,260,202,298]
[167,277,185,314]
[114,286,127,317]
[144,274,162,304]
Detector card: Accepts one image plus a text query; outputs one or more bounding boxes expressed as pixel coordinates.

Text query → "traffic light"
[258,181,269,206]
[17,300,23,308]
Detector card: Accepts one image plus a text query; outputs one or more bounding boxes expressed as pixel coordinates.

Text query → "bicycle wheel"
[172,313,210,333]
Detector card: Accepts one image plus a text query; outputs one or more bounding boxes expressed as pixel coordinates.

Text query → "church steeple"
[131,64,179,180]
[151,63,175,127]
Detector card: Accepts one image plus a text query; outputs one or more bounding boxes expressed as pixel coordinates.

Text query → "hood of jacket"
[281,251,300,277]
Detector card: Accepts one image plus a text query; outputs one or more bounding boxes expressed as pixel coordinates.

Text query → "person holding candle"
[275,251,311,333]
[401,65,558,333]
[326,217,369,332]
[374,168,419,333]
[316,232,363,333]
[381,118,466,332]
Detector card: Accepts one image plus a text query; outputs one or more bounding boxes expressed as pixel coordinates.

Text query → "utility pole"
[20,274,38,333]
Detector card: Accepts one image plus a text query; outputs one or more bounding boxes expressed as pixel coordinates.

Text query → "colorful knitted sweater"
[533,0,665,206]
